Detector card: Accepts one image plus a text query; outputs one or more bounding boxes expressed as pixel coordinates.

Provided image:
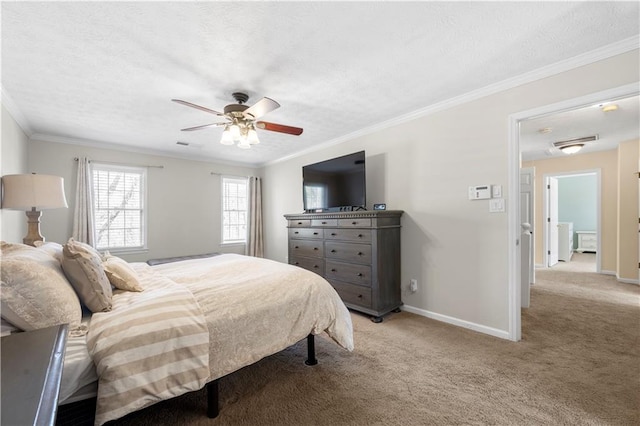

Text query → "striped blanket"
[86,267,210,425]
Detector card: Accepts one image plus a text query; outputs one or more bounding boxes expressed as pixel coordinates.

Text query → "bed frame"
[206,334,317,418]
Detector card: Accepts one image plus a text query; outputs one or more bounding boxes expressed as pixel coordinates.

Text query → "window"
[92,164,146,251]
[222,177,248,244]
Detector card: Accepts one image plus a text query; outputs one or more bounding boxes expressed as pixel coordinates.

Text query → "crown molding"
[1,86,33,136]
[29,133,260,169]
[263,36,640,167]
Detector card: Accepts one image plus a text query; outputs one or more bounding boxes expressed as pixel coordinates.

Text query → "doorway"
[543,171,600,272]
[507,82,639,342]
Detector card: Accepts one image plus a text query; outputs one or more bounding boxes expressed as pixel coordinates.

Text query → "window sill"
[221,242,246,246]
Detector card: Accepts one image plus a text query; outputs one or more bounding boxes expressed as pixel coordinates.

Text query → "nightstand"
[1,324,68,426]
[576,231,597,253]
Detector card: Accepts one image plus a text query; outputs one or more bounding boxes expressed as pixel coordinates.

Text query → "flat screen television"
[302,151,366,212]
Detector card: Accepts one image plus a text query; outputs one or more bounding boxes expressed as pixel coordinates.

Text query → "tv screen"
[302,151,366,212]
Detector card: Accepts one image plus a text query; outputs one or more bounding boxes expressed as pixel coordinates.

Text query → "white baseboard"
[400,305,510,340]
[616,275,639,285]
[601,269,616,276]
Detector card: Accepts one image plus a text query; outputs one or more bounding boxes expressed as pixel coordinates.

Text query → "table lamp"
[1,173,68,246]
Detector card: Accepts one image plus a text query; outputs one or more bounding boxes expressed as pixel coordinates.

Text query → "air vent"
[176,141,189,146]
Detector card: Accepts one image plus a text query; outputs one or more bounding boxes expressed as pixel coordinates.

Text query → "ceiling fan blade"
[172,99,225,116]
[243,97,280,119]
[256,121,303,136]
[181,122,227,132]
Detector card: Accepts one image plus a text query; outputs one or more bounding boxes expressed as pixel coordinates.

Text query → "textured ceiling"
[2,2,639,167]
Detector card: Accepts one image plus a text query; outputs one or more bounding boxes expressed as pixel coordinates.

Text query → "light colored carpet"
[111,265,639,425]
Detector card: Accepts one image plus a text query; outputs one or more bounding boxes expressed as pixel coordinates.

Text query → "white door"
[547,177,559,267]
[520,167,535,308]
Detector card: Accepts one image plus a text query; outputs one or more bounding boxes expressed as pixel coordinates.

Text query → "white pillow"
[34,241,64,263]
[0,242,86,336]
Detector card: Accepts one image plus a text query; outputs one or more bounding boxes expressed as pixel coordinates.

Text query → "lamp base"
[24,209,44,246]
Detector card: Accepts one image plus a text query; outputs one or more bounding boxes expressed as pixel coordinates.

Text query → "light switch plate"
[492,185,502,198]
[489,198,505,213]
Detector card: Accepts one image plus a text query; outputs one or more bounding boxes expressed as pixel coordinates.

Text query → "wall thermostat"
[373,203,386,210]
[468,185,491,200]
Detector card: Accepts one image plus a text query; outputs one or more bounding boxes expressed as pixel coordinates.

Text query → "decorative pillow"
[34,241,64,263]
[62,238,112,312]
[102,252,144,292]
[0,242,86,336]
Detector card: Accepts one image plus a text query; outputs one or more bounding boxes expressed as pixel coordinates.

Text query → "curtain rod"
[210,172,257,178]
[74,157,164,169]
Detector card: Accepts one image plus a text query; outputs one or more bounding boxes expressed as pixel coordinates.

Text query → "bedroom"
[1,2,639,425]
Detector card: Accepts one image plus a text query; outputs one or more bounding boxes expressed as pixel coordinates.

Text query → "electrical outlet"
[410,279,418,293]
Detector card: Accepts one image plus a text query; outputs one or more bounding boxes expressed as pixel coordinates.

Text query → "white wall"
[262,50,640,335]
[28,139,258,262]
[1,105,29,242]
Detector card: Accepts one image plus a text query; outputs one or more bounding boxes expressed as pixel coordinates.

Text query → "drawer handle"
[313,247,319,251]
[358,234,363,238]
[331,268,336,272]
[294,246,299,249]
[331,233,337,236]
[322,221,327,224]
[352,221,357,225]
[294,262,300,265]
[357,252,363,256]
[331,249,337,253]
[357,273,363,277]
[313,232,319,235]
[294,231,299,234]
[357,294,363,299]
[313,265,319,269]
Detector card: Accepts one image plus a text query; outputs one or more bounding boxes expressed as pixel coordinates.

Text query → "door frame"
[542,170,602,272]
[507,82,638,341]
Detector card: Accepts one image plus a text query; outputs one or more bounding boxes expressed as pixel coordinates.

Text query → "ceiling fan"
[172,92,303,149]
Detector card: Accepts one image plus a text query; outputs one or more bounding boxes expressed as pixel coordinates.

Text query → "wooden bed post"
[305,334,318,366]
[207,379,219,418]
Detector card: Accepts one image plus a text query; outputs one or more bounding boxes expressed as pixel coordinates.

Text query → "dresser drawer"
[329,280,372,308]
[290,240,324,258]
[290,257,324,275]
[289,219,311,227]
[325,241,372,264]
[325,260,371,286]
[311,219,338,227]
[289,228,323,239]
[338,218,372,227]
[324,228,372,243]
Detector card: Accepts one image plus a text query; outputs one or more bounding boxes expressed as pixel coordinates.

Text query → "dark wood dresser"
[285,210,403,322]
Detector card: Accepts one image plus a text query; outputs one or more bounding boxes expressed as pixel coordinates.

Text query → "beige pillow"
[102,252,143,292]
[0,242,86,336]
[62,238,112,312]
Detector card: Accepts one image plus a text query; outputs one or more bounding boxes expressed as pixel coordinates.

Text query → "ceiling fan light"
[247,128,260,145]
[220,127,234,145]
[559,143,584,155]
[229,124,241,142]
[237,140,251,149]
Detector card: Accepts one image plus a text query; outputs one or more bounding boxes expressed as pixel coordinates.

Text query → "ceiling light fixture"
[553,135,598,155]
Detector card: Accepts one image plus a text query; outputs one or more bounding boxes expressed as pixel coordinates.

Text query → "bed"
[0,241,354,425]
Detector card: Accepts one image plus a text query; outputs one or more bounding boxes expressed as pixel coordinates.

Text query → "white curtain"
[246,176,264,257]
[72,157,95,245]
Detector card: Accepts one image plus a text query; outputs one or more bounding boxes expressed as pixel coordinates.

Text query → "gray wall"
[1,105,29,242]
[27,139,258,262]
[262,50,639,336]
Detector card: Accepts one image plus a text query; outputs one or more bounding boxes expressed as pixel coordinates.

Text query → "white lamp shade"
[1,174,68,210]
[247,129,260,145]
[559,144,584,155]
[220,128,234,145]
[229,125,241,142]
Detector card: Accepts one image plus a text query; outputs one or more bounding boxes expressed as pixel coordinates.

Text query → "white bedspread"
[152,254,354,380]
